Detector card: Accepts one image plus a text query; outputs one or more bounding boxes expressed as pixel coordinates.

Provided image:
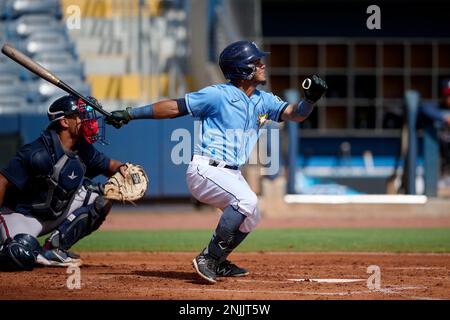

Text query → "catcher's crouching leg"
[45,196,112,251]
[0,234,41,271]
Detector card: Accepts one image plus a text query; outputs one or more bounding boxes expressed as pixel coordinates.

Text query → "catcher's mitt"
[104,163,149,202]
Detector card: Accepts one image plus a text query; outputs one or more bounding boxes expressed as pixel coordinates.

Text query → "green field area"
[67,228,450,253]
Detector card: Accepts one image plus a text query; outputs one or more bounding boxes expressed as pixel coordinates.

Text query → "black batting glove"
[301,75,328,104]
[105,108,132,129]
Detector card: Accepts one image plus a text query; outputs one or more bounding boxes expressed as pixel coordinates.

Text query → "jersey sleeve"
[0,144,33,190]
[78,142,110,178]
[263,92,289,122]
[185,86,221,118]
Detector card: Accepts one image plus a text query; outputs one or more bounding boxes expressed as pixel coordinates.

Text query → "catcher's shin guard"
[0,234,41,271]
[45,196,112,250]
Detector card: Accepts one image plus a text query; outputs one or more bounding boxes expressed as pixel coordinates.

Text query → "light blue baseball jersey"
[185,83,288,167]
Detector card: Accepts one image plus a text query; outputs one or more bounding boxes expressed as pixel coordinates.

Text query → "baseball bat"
[1,43,112,118]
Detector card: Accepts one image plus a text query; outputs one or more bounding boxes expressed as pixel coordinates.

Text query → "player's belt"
[208,159,238,170]
[191,155,239,170]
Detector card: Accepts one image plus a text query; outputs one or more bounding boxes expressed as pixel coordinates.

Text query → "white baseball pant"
[186,155,260,233]
[0,186,98,244]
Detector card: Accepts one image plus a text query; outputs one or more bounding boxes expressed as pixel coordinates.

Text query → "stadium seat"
[0,0,7,19]
[0,74,21,86]
[0,95,28,115]
[3,0,62,19]
[21,60,85,81]
[27,75,91,103]
[0,82,28,96]
[0,60,22,76]
[5,14,67,38]
[18,31,75,56]
[34,51,78,65]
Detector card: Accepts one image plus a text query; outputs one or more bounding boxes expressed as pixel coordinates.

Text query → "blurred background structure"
[1,0,450,208]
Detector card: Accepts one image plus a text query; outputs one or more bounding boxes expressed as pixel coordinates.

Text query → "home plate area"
[0,252,449,300]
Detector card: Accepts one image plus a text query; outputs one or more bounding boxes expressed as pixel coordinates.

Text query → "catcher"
[0,95,148,271]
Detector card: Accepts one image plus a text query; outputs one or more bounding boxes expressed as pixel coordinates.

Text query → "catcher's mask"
[47,95,107,145]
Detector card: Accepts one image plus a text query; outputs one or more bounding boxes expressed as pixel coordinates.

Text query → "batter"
[106,40,328,283]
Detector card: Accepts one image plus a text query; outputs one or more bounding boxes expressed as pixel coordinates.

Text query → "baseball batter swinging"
[106,40,327,283]
[0,95,129,271]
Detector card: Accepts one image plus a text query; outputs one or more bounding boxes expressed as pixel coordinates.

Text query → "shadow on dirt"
[132,270,212,284]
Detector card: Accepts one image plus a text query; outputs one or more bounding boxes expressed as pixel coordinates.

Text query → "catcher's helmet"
[47,95,81,124]
[219,40,269,81]
[47,95,107,144]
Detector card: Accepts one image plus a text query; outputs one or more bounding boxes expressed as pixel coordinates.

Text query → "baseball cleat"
[216,260,249,277]
[36,249,82,267]
[192,253,218,283]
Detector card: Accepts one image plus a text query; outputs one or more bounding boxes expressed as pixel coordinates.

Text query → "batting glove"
[301,75,328,104]
[106,108,132,129]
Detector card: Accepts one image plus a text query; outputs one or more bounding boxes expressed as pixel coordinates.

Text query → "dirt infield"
[103,204,450,230]
[1,207,449,300]
[103,212,450,230]
[1,252,449,300]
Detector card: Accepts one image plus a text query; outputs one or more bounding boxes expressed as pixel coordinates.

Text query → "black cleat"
[216,260,249,277]
[192,253,218,283]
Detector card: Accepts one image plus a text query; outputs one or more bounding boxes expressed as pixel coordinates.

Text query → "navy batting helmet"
[219,40,269,81]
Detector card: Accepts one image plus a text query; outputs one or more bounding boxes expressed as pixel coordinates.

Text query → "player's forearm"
[153,100,183,118]
[282,100,315,122]
[107,99,189,129]
[129,100,185,119]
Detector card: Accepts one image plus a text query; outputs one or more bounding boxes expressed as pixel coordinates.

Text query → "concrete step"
[83,56,128,74]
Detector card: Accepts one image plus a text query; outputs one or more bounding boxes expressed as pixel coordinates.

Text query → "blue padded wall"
[1,115,196,198]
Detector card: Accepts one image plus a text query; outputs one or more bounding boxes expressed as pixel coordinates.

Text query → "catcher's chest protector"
[30,130,86,220]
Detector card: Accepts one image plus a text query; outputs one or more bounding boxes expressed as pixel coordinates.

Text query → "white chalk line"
[236,278,427,293]
[411,296,446,300]
[384,266,445,270]
[373,285,427,294]
[178,285,427,297]
[287,278,366,283]
[232,278,366,284]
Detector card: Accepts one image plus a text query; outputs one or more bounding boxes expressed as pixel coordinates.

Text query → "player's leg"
[212,171,263,277]
[187,164,259,282]
[0,209,42,271]
[37,182,112,267]
[202,205,252,278]
[213,171,261,277]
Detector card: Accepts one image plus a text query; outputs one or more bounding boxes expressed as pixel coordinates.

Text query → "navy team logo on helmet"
[219,40,269,81]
